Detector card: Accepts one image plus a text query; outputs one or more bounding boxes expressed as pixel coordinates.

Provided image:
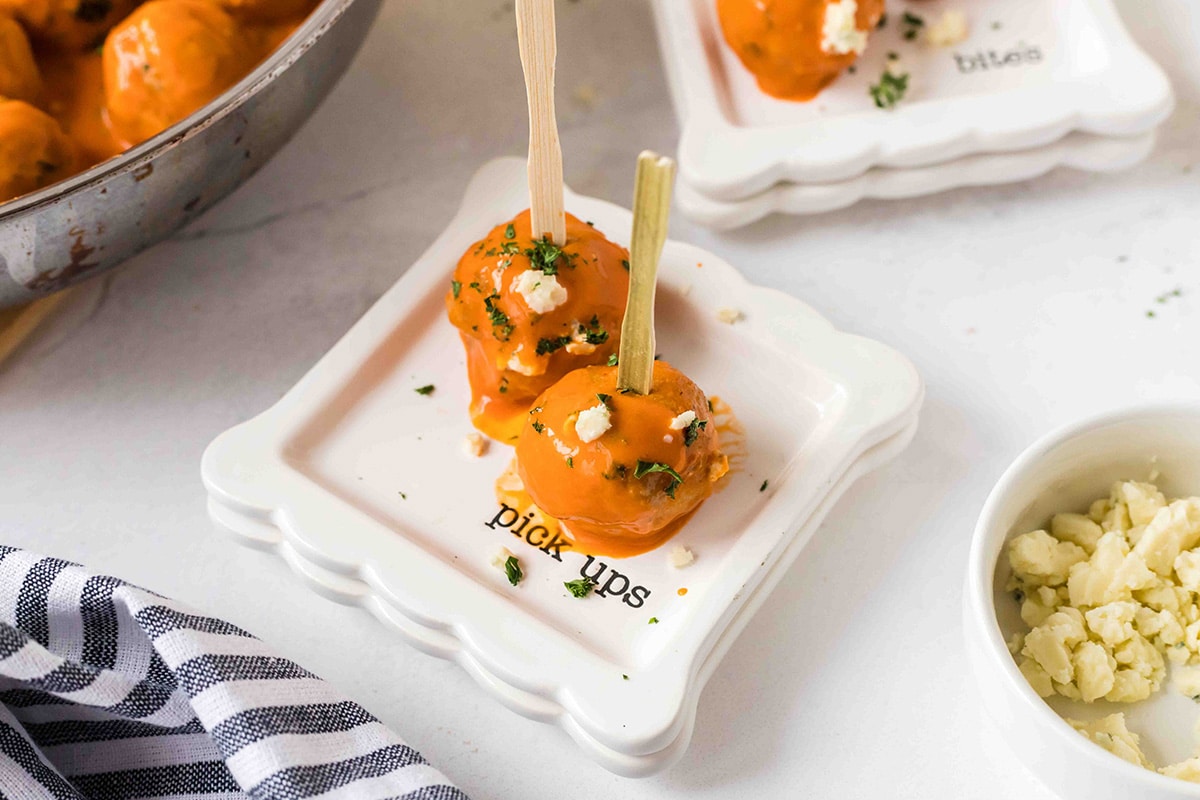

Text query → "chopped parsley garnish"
[484,294,511,339]
[760,480,769,492]
[469,281,482,293]
[414,384,435,396]
[607,354,619,366]
[876,12,887,28]
[869,68,909,110]
[648,617,659,624]
[536,335,572,355]
[566,457,574,468]
[504,555,523,586]
[500,241,522,255]
[596,393,611,406]
[683,418,707,447]
[526,238,566,275]
[901,11,924,39]
[564,577,595,597]
[450,280,461,299]
[531,420,545,434]
[622,674,629,680]
[498,377,509,394]
[634,460,684,498]
[505,223,516,239]
[581,315,608,345]
[620,259,630,271]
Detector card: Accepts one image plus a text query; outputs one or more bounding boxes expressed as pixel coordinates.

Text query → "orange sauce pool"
[717,0,885,101]
[0,0,319,204]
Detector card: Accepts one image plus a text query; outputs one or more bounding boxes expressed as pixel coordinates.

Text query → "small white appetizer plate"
[654,0,1174,201]
[965,405,1200,800]
[202,157,924,775]
[676,129,1156,229]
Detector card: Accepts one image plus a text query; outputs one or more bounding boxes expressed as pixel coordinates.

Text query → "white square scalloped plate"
[200,158,924,775]
[654,0,1174,201]
[676,129,1156,229]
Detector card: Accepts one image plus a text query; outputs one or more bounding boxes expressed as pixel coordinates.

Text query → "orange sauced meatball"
[515,361,728,558]
[446,210,630,443]
[0,0,137,51]
[0,16,41,103]
[102,0,253,147]
[717,0,884,101]
[218,0,312,23]
[0,98,77,200]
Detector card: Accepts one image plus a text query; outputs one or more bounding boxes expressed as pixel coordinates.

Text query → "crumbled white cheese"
[669,410,697,431]
[551,435,578,459]
[565,321,597,355]
[669,545,695,569]
[506,344,538,376]
[491,547,516,569]
[463,432,488,458]
[1068,714,1153,768]
[925,10,968,47]
[716,308,743,324]
[574,403,612,443]
[821,0,867,55]
[512,269,567,314]
[1008,481,1200,782]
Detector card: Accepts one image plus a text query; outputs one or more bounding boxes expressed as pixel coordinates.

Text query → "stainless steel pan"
[0,0,381,308]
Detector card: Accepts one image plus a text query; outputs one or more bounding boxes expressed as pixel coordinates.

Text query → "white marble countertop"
[2,1,1199,797]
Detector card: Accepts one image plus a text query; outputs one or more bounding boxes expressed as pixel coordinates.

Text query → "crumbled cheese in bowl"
[821,0,867,55]
[1007,480,1200,781]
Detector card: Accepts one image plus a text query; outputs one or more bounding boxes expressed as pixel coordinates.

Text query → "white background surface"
[1,1,1198,797]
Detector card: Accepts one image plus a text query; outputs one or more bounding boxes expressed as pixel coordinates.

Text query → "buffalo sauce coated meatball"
[446,210,630,443]
[102,0,252,146]
[0,0,137,51]
[0,16,41,103]
[515,362,728,558]
[218,0,311,23]
[0,98,77,201]
[718,0,884,101]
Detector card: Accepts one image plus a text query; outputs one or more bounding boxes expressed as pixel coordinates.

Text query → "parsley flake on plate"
[564,577,595,598]
[414,384,435,396]
[504,555,523,586]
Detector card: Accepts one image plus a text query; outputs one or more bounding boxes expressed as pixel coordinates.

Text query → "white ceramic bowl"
[965,404,1200,799]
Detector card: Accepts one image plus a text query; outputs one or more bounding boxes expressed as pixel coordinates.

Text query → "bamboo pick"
[617,151,675,396]
[515,0,566,246]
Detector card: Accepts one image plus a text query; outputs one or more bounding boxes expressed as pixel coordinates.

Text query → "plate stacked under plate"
[653,0,1174,229]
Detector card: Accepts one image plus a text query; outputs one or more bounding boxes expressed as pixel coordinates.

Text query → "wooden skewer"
[515,0,566,246]
[617,151,675,396]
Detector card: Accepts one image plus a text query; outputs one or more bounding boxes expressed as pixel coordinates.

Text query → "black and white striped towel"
[0,547,469,800]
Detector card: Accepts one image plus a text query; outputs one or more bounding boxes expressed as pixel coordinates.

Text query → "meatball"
[102,0,252,146]
[0,98,77,202]
[0,0,138,51]
[0,16,40,103]
[717,0,884,101]
[218,0,312,24]
[446,210,630,443]
[515,361,728,558]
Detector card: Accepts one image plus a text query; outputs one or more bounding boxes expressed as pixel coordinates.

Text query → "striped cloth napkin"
[0,547,469,800]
